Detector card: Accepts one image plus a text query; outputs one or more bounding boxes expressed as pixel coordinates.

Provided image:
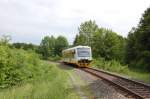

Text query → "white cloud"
[0,0,149,44]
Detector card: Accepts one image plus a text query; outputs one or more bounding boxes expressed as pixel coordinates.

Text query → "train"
[62,45,92,67]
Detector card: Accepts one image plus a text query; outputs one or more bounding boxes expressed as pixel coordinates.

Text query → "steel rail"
[80,67,150,99]
[88,67,150,88]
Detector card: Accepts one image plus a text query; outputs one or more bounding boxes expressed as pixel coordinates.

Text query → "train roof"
[62,45,90,52]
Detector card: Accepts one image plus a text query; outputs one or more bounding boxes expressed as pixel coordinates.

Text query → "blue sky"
[0,0,149,45]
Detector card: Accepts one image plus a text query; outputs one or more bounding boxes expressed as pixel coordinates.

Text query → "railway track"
[81,67,150,99]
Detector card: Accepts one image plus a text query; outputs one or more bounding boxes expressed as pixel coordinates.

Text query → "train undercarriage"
[63,59,92,67]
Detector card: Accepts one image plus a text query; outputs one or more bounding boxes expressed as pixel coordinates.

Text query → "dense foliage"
[92,28,125,62]
[73,20,98,46]
[93,58,129,74]
[0,62,79,99]
[0,44,40,88]
[74,20,125,62]
[38,35,69,59]
[74,7,150,71]
[125,7,150,71]
[55,36,69,56]
[10,35,69,60]
[0,37,75,98]
[12,43,38,51]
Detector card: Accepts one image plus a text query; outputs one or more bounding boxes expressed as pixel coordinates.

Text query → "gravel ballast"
[73,68,128,99]
[57,63,128,99]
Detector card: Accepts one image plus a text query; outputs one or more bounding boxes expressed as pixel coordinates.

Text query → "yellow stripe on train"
[62,45,92,67]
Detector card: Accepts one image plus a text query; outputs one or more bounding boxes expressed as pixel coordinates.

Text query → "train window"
[77,48,90,57]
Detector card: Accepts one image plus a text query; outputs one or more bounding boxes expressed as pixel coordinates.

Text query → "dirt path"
[55,62,128,99]
[67,71,92,99]
[56,63,93,99]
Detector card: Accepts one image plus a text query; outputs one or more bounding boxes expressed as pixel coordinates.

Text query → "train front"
[76,47,92,67]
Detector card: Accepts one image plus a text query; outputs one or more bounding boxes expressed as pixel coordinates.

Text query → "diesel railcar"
[62,46,92,67]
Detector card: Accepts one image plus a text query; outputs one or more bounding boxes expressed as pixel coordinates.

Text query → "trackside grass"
[0,61,78,99]
[92,58,150,83]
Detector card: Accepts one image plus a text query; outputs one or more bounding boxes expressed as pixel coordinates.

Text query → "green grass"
[92,58,150,83]
[126,69,150,83]
[66,69,93,98]
[0,61,78,99]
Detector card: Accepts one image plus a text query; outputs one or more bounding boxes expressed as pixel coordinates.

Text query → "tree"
[125,7,150,70]
[125,28,137,64]
[104,30,124,61]
[0,35,11,45]
[92,28,105,57]
[74,21,126,62]
[73,34,86,46]
[74,20,98,46]
[92,28,125,61]
[39,36,56,59]
[55,36,69,56]
[39,35,69,58]
[73,34,79,46]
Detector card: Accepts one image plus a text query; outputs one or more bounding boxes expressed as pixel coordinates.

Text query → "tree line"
[73,7,150,71]
[125,7,150,70]
[73,21,125,63]
[11,7,150,71]
[38,35,68,59]
[12,35,69,59]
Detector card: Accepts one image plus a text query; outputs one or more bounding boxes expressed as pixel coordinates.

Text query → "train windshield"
[77,48,90,57]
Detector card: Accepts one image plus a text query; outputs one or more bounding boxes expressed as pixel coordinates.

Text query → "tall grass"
[92,58,129,74]
[0,44,79,99]
[92,58,150,83]
[0,62,71,99]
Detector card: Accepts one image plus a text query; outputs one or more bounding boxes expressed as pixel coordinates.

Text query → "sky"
[0,0,149,45]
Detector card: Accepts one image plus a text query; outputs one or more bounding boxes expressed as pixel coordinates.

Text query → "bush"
[0,45,40,88]
[0,62,70,99]
[92,58,129,74]
[128,51,150,71]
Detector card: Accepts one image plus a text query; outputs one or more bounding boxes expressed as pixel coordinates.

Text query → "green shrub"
[0,43,71,98]
[92,58,150,83]
[0,62,70,99]
[92,58,129,74]
[0,45,40,88]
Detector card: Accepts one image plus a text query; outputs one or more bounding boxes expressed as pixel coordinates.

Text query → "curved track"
[81,67,150,99]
